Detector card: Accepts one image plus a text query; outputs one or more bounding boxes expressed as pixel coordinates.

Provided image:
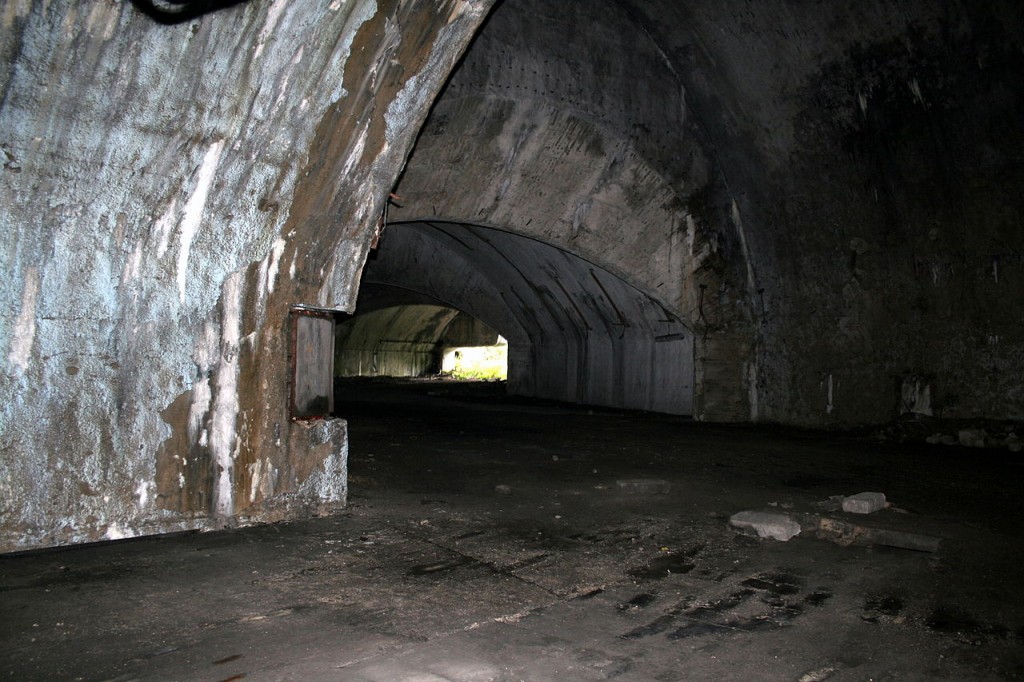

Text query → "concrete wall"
[631,0,1024,425]
[0,0,492,553]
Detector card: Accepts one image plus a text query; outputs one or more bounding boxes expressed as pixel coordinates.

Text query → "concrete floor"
[3,379,1023,681]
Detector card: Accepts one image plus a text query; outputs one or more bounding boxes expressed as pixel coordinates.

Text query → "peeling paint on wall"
[211,273,242,518]
[341,122,370,179]
[248,457,278,503]
[7,267,39,372]
[154,198,178,258]
[254,0,287,59]
[136,480,152,509]
[267,238,286,294]
[730,199,759,305]
[176,140,225,304]
[121,240,144,285]
[908,78,925,106]
[257,238,288,303]
[105,524,129,541]
[189,321,217,445]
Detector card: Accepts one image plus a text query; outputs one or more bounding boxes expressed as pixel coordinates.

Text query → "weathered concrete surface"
[0,0,493,552]
[389,0,741,420]
[613,0,1024,426]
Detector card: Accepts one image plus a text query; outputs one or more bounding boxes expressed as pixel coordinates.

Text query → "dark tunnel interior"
[2,0,1024,678]
[342,222,695,415]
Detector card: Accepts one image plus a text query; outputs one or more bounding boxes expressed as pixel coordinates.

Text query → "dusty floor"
[2,379,1023,681]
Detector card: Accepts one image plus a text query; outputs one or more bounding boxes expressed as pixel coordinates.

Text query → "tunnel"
[343,222,695,414]
[2,0,1024,677]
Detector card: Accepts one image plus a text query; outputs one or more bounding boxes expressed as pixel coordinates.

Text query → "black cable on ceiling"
[129,0,253,25]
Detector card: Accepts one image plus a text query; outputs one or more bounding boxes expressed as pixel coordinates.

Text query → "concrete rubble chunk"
[815,516,941,552]
[958,428,988,448]
[615,479,671,495]
[729,510,801,542]
[842,492,887,514]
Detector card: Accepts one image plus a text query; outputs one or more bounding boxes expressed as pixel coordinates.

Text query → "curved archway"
[356,221,695,414]
[387,0,759,422]
[335,303,503,379]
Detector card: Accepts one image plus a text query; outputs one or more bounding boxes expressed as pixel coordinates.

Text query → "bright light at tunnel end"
[442,336,508,381]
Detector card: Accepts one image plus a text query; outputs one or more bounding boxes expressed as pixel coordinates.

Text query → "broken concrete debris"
[730,495,941,552]
[818,492,887,514]
[958,428,988,448]
[925,427,1022,451]
[923,427,1022,451]
[815,516,941,553]
[729,510,802,541]
[615,479,672,495]
[842,492,887,514]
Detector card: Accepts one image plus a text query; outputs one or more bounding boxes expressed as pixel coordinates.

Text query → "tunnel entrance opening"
[334,304,507,382]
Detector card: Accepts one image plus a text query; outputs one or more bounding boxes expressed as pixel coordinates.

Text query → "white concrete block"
[958,429,988,448]
[729,510,801,541]
[842,492,887,514]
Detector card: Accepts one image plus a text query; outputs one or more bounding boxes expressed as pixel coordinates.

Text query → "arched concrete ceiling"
[359,222,694,414]
[351,284,451,314]
[390,0,707,319]
[386,0,763,422]
[388,0,1024,425]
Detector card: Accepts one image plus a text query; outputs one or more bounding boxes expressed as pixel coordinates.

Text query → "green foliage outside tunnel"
[441,337,508,381]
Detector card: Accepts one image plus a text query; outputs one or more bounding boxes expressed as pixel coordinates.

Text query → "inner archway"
[335,303,506,380]
[353,222,695,415]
